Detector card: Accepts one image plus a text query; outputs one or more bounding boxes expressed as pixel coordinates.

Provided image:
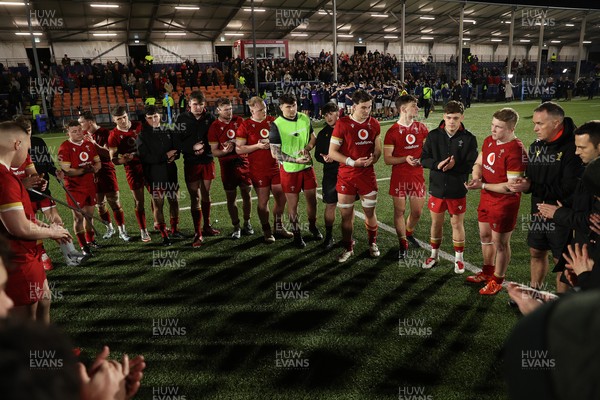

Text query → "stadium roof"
[1,0,599,47]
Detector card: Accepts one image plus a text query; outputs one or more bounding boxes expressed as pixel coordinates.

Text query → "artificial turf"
[38,97,600,399]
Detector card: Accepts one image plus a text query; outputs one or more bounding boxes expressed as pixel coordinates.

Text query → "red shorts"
[250,168,281,188]
[31,197,56,213]
[279,166,317,194]
[220,159,251,191]
[389,173,426,198]
[125,162,146,191]
[96,168,119,194]
[184,162,216,183]
[66,190,97,208]
[478,193,521,233]
[6,261,46,306]
[336,168,378,196]
[428,195,466,215]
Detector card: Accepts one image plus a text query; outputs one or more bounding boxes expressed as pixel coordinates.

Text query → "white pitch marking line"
[179,175,480,273]
[316,176,480,273]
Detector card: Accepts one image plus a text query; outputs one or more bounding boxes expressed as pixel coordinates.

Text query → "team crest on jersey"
[487,153,496,166]
[406,134,416,145]
[358,129,369,140]
[226,129,236,139]
[260,129,269,138]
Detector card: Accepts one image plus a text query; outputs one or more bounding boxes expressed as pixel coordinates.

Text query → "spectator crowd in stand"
[1,50,599,124]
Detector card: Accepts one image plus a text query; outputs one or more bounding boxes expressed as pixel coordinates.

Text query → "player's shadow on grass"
[353,270,429,328]
[267,309,336,332]
[274,348,357,389]
[374,289,495,392]
[322,256,387,299]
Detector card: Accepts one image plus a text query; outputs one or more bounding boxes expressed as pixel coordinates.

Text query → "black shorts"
[321,170,338,204]
[526,215,571,260]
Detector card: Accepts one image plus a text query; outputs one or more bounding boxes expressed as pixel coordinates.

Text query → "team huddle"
[1,87,598,323]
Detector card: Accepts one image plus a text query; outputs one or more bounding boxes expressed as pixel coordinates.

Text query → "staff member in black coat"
[509,102,584,293]
[136,105,180,246]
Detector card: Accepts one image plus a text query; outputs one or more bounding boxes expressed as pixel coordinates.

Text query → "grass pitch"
[39,98,600,399]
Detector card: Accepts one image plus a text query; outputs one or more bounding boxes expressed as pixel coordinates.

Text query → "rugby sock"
[66,241,78,253]
[430,238,441,258]
[308,217,317,230]
[366,223,378,245]
[343,240,354,251]
[406,227,414,237]
[325,225,333,239]
[158,223,168,238]
[99,209,111,224]
[262,223,272,235]
[482,264,495,276]
[201,200,211,228]
[113,208,125,226]
[453,240,465,261]
[59,242,72,259]
[493,274,505,284]
[85,231,95,244]
[170,217,179,233]
[400,237,408,251]
[134,209,147,230]
[191,208,202,235]
[76,232,87,248]
[274,214,284,232]
[290,215,300,233]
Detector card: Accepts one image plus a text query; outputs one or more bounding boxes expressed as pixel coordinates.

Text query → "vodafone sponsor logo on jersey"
[226,129,236,139]
[484,152,496,174]
[355,128,373,146]
[79,152,90,162]
[404,133,419,150]
[260,128,270,138]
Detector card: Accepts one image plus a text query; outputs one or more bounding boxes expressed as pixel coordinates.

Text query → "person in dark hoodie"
[137,105,180,246]
[173,90,218,248]
[536,121,600,286]
[508,102,584,293]
[420,100,478,274]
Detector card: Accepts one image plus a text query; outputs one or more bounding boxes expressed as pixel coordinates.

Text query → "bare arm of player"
[109,147,132,166]
[327,140,348,165]
[236,138,269,155]
[210,141,234,158]
[269,144,310,164]
[60,162,92,177]
[372,134,382,164]
[383,145,407,165]
[94,144,111,160]
[465,153,483,190]
[92,157,101,174]
[0,209,70,241]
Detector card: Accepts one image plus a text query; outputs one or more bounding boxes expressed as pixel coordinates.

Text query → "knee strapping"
[361,198,377,208]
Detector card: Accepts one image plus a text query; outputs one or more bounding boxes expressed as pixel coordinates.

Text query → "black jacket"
[29,136,58,201]
[173,110,216,165]
[136,124,178,187]
[525,117,584,212]
[314,124,338,175]
[421,121,478,199]
[553,177,596,246]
